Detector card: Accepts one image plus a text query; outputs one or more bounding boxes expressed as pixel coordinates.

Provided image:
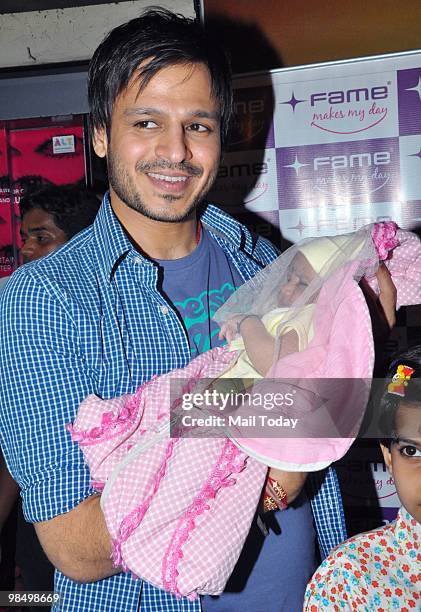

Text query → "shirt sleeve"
[0,269,96,522]
[307,467,347,560]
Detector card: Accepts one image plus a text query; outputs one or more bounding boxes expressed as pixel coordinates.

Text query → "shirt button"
[160,305,169,315]
[133,256,142,265]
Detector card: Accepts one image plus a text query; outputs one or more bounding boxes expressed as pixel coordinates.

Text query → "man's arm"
[35,495,120,583]
[0,271,116,583]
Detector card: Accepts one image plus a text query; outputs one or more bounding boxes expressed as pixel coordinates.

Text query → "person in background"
[19,184,100,262]
[0,184,100,611]
[304,346,421,611]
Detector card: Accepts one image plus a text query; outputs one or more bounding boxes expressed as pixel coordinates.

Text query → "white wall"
[0,1,195,68]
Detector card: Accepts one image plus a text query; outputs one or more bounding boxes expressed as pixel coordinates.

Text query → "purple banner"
[276,137,400,209]
[398,67,421,136]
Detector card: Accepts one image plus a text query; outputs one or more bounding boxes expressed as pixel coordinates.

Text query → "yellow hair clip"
[387,364,415,397]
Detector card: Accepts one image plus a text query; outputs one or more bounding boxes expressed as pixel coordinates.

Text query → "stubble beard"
[107,148,218,223]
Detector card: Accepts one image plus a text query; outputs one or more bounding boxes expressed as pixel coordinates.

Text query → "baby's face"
[277,252,317,306]
[381,402,421,524]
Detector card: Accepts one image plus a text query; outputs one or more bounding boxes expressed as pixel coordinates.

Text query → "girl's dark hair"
[88,8,233,148]
[379,345,421,448]
[19,184,101,240]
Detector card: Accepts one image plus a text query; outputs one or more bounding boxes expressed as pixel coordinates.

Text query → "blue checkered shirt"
[0,194,346,611]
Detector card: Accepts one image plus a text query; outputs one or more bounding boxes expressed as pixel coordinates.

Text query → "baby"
[219,249,396,376]
[210,228,397,473]
[304,346,421,610]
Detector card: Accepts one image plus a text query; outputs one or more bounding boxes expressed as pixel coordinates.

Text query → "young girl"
[67,223,420,600]
[303,346,421,610]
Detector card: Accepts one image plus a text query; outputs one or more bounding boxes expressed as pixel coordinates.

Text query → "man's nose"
[20,242,35,262]
[155,125,192,164]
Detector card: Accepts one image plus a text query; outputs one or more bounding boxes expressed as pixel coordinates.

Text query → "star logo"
[280,91,306,112]
[409,148,421,160]
[283,154,309,176]
[287,217,307,236]
[405,76,421,102]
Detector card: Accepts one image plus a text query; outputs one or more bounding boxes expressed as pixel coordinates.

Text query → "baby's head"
[277,232,370,307]
[379,346,421,524]
[277,236,344,307]
[277,251,317,306]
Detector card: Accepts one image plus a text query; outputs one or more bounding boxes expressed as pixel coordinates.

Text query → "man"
[0,9,346,611]
[0,184,100,610]
[19,184,101,262]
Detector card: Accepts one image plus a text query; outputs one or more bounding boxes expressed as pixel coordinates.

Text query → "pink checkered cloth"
[67,224,421,600]
[68,348,267,600]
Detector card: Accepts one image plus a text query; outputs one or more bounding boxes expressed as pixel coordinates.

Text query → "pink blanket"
[68,224,421,599]
[68,347,267,599]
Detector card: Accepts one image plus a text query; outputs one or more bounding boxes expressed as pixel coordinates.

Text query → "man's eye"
[187,123,209,133]
[36,236,49,244]
[400,445,421,457]
[134,120,157,129]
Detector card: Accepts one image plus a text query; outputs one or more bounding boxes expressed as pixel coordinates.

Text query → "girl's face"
[277,252,317,307]
[381,402,421,524]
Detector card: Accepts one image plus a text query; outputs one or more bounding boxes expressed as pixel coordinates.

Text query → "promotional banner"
[0,119,86,277]
[210,50,421,243]
[209,50,421,529]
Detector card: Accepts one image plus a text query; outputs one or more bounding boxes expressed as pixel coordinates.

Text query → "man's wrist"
[263,477,288,512]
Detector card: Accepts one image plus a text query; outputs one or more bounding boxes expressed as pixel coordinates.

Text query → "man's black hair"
[379,345,421,448]
[19,184,101,240]
[88,7,233,147]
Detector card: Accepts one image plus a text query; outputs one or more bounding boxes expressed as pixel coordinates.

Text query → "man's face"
[93,62,221,223]
[20,207,68,262]
[381,402,421,524]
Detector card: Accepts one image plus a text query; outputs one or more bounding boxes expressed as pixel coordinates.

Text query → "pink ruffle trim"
[66,377,156,446]
[111,438,179,572]
[161,439,247,600]
[372,221,399,261]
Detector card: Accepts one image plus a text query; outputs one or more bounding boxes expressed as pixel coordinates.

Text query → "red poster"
[0,118,86,277]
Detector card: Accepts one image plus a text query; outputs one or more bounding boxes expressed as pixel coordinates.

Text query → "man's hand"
[34,494,120,583]
[266,468,308,507]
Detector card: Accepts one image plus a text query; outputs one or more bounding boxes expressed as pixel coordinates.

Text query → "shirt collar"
[92,193,248,280]
[92,192,137,280]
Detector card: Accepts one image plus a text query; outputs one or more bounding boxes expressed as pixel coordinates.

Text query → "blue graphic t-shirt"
[156,227,243,356]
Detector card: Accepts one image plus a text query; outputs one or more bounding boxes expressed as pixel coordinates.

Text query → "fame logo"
[276,138,399,208]
[310,86,388,106]
[281,83,390,135]
[217,161,268,179]
[211,153,273,209]
[229,86,274,151]
[313,151,391,170]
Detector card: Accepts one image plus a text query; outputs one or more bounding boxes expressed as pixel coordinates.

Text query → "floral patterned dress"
[304,507,420,611]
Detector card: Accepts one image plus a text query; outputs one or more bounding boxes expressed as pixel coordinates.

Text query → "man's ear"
[92,127,108,158]
[380,442,393,475]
